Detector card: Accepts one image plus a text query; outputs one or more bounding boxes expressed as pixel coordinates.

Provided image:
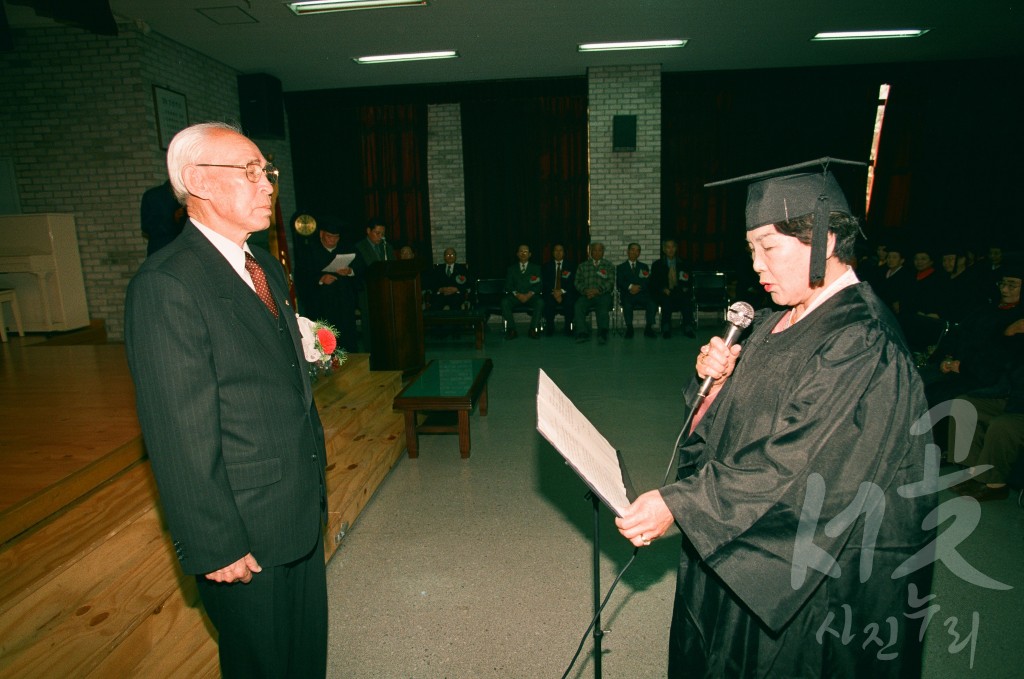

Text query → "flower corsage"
[297,315,347,373]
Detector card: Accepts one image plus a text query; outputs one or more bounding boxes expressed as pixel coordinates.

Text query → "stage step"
[0,355,405,677]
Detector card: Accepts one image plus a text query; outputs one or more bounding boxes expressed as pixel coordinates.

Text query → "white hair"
[165,122,242,204]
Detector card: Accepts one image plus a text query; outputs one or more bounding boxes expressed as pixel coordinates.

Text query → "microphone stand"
[586,490,604,679]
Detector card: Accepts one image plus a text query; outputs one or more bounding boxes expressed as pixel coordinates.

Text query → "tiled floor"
[325,321,1024,678]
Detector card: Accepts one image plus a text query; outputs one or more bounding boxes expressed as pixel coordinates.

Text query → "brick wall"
[587,64,662,268]
[1,25,659,338]
[425,103,467,267]
[0,24,294,340]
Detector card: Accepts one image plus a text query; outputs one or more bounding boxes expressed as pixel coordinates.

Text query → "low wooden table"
[392,358,493,458]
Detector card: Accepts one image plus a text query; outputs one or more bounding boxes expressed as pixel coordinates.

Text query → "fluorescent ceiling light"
[287,0,426,15]
[578,39,686,53]
[812,29,930,41]
[354,50,458,64]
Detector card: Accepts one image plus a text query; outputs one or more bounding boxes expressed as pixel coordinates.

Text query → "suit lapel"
[250,245,309,401]
[184,228,306,398]
[253,247,312,404]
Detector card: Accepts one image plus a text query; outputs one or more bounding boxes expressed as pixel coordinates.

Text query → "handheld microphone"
[696,301,755,399]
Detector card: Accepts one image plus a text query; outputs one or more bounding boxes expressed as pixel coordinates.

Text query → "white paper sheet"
[321,253,356,273]
[536,369,631,516]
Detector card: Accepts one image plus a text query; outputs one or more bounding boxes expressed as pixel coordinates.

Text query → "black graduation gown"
[659,282,936,678]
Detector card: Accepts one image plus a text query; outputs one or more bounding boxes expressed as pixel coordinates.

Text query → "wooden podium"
[365,259,425,374]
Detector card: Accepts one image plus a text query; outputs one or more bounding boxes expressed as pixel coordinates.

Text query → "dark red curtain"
[461,92,588,277]
[869,59,1024,254]
[662,67,880,276]
[358,104,431,254]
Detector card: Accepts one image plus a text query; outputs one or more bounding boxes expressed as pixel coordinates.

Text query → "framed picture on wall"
[153,86,189,150]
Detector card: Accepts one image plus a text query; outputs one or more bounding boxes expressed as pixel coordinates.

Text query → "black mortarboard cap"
[705,157,866,284]
[318,214,343,235]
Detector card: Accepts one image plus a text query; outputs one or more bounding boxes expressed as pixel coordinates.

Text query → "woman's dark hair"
[774,212,861,264]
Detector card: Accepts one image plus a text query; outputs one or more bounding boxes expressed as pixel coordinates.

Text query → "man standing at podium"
[352,217,394,351]
[124,122,328,678]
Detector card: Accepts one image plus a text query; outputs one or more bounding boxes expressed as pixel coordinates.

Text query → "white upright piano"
[0,213,89,332]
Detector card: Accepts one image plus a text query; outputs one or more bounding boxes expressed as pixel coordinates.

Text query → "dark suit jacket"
[541,260,576,302]
[649,257,693,302]
[125,222,327,576]
[352,237,394,286]
[504,262,543,296]
[616,260,652,295]
[426,262,471,299]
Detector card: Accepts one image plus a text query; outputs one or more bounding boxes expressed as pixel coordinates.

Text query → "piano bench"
[0,288,25,342]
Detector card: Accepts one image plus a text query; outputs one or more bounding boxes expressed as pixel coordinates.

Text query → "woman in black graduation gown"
[616,160,936,678]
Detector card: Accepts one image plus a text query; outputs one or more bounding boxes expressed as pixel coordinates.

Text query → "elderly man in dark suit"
[425,247,471,310]
[649,238,696,338]
[541,242,576,336]
[501,243,544,339]
[616,242,657,338]
[124,122,328,678]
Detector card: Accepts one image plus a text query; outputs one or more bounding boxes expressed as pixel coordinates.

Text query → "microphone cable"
[560,546,639,679]
[561,302,753,677]
[661,301,755,487]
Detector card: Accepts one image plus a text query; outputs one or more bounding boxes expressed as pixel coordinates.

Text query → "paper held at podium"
[322,253,356,273]
[536,369,635,517]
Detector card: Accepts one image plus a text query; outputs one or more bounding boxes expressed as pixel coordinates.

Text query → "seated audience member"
[937,243,976,323]
[398,244,416,260]
[616,242,657,338]
[984,242,1006,297]
[501,244,543,339]
[426,247,471,311]
[859,241,889,287]
[905,248,943,317]
[950,359,1024,502]
[295,215,359,353]
[901,247,946,351]
[871,243,913,316]
[926,256,1024,411]
[542,243,576,336]
[649,239,695,338]
[573,241,615,344]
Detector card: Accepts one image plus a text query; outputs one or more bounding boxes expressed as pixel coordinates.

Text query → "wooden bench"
[422,310,486,349]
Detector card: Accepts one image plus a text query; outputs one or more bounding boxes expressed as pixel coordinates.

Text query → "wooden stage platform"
[0,339,406,677]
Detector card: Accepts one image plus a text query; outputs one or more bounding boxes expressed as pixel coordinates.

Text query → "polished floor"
[325,319,1024,678]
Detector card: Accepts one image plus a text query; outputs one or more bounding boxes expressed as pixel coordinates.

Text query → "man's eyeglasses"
[195,161,279,185]
[997,280,1021,290]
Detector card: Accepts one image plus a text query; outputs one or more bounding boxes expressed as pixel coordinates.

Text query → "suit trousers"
[195,536,328,679]
[573,293,612,333]
[620,291,657,328]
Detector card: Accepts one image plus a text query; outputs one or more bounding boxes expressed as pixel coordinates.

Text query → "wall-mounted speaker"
[612,115,637,152]
[238,73,285,140]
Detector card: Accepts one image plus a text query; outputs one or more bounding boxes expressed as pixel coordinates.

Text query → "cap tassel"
[809,194,829,285]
